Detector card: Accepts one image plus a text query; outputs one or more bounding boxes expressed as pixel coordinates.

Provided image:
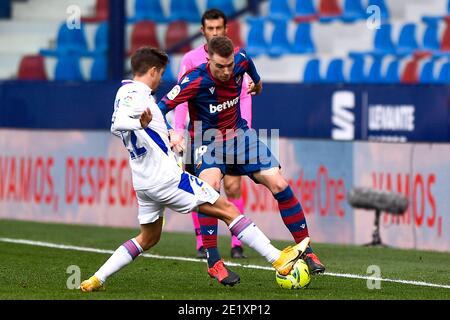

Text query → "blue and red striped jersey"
[158,48,261,140]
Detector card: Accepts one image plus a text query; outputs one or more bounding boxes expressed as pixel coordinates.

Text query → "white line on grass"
[1,237,449,290]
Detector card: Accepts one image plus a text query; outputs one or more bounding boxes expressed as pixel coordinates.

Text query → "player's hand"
[247,80,262,95]
[169,129,186,155]
[140,108,152,128]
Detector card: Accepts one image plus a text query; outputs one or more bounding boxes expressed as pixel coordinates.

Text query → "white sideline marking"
[1,237,450,290]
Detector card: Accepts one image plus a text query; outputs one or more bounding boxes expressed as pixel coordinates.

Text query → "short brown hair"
[208,36,234,58]
[201,8,227,27]
[131,47,169,76]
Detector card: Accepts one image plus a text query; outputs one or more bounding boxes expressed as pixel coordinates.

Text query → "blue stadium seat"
[421,15,446,25]
[422,19,440,52]
[90,55,107,81]
[349,54,366,83]
[54,55,83,81]
[373,23,395,55]
[396,23,418,56]
[169,0,200,23]
[93,22,108,55]
[367,0,389,22]
[131,0,166,23]
[268,18,292,57]
[162,56,176,82]
[437,61,450,83]
[419,60,437,83]
[384,59,400,83]
[325,58,345,82]
[342,0,366,23]
[246,17,268,57]
[303,58,321,82]
[206,0,235,17]
[294,0,317,22]
[292,22,315,54]
[269,0,293,20]
[40,22,89,57]
[367,56,384,83]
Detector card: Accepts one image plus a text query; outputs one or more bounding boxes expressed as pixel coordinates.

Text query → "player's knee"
[216,198,239,224]
[224,181,241,198]
[209,180,221,191]
[138,234,161,251]
[270,177,289,194]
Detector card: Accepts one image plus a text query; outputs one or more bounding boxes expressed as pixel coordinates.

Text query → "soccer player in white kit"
[79,47,310,291]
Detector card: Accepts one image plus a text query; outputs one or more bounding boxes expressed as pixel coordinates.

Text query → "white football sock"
[94,238,143,283]
[229,215,280,264]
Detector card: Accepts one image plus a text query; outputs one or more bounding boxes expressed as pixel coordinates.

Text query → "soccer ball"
[275,259,311,289]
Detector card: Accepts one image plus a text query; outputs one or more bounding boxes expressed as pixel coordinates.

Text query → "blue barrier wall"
[0,0,11,18]
[252,84,450,142]
[1,81,449,142]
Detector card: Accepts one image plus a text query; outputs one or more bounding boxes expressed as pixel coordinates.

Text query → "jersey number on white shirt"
[121,131,147,159]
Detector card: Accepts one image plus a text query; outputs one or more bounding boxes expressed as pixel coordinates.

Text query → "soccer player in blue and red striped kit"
[79,46,311,292]
[158,36,325,286]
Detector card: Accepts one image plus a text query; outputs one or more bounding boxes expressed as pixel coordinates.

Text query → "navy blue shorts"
[192,128,280,179]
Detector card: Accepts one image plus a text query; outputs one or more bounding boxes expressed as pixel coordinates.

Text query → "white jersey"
[111,80,182,190]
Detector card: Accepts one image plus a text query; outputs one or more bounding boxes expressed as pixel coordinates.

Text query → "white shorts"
[135,172,220,225]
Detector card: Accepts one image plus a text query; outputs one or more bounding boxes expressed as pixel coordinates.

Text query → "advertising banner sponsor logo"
[353,142,449,251]
[1,130,448,251]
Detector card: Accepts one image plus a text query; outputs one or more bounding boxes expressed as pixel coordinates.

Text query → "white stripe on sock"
[131,238,143,253]
[229,217,280,264]
[94,243,134,283]
[228,215,245,230]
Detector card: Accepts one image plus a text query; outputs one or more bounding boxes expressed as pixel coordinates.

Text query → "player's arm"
[238,49,263,96]
[111,92,149,132]
[240,74,253,127]
[247,79,262,96]
[157,69,201,117]
[173,54,193,134]
[158,70,199,153]
[158,104,188,154]
[139,108,152,128]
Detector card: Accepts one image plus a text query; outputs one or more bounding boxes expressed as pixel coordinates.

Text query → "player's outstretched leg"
[196,168,241,286]
[254,168,326,274]
[198,197,311,277]
[191,211,207,258]
[224,175,246,259]
[80,219,163,292]
[197,211,240,286]
[274,185,325,274]
[80,238,144,292]
[228,199,245,258]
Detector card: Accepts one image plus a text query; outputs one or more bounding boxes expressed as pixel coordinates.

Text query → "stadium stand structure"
[169,0,200,23]
[206,0,236,17]
[2,0,450,82]
[17,54,48,80]
[81,0,109,23]
[129,0,167,23]
[294,0,318,23]
[128,20,160,56]
[165,20,191,54]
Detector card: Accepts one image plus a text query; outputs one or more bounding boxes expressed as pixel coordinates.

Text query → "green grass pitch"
[0,219,449,300]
